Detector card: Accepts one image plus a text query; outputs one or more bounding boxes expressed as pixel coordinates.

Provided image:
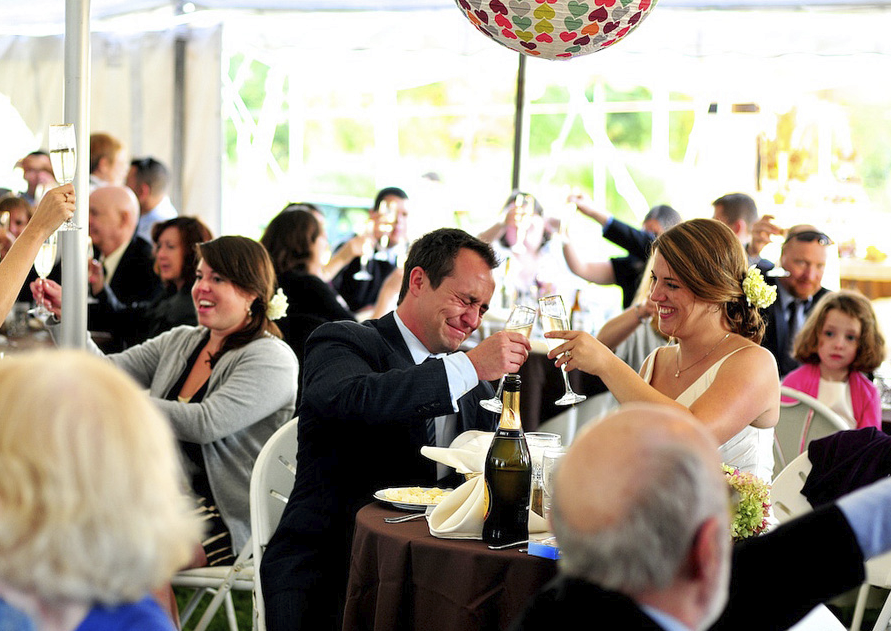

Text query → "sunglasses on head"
[783,230,833,246]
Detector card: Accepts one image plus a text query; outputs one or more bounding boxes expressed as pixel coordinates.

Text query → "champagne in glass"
[480,305,537,413]
[539,294,586,406]
[29,231,58,318]
[48,124,79,231]
[352,219,375,281]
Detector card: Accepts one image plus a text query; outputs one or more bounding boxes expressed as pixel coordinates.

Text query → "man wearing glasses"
[762,224,832,376]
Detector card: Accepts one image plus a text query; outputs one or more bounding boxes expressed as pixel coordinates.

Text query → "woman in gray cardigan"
[42,236,299,565]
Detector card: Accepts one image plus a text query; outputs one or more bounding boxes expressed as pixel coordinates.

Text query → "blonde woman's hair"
[792,290,886,373]
[652,218,765,343]
[0,351,202,605]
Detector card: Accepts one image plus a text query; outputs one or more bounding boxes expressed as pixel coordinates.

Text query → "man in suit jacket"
[511,402,891,631]
[86,185,161,349]
[760,225,832,376]
[261,228,532,631]
[563,194,681,308]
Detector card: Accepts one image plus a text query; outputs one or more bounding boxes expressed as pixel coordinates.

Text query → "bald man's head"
[88,186,140,256]
[552,404,729,597]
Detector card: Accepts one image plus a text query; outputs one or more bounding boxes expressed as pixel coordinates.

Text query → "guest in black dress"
[261,204,355,370]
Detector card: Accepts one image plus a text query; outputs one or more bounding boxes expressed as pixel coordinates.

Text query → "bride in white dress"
[546,218,780,481]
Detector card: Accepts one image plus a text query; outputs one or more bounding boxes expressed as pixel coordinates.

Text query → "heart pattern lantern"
[455,0,659,60]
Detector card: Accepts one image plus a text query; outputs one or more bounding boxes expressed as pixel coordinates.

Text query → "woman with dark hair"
[546,218,780,480]
[260,204,354,368]
[39,236,299,565]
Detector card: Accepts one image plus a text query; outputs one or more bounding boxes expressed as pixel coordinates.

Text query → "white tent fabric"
[0,26,222,233]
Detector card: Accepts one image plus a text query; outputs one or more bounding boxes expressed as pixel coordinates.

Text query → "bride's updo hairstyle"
[652,218,765,343]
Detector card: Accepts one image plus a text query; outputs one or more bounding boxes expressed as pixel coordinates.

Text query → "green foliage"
[174,587,252,631]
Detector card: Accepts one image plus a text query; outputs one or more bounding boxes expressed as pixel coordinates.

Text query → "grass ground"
[174,587,253,631]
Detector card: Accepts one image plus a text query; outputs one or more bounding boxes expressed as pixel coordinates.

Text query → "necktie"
[424,356,438,446]
[786,300,801,351]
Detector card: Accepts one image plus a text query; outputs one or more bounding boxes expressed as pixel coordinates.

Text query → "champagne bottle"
[482,374,532,545]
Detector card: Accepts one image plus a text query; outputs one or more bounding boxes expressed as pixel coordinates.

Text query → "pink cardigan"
[781,362,882,430]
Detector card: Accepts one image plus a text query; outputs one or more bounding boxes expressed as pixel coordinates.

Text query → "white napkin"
[423,431,549,539]
[420,430,493,475]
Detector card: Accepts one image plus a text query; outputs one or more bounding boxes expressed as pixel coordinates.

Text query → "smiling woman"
[545,219,781,481]
[46,236,300,567]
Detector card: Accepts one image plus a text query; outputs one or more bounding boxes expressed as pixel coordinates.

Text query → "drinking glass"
[48,124,79,231]
[538,294,586,406]
[541,447,566,520]
[480,304,537,413]
[375,200,397,258]
[29,231,58,318]
[526,433,562,517]
[352,219,375,281]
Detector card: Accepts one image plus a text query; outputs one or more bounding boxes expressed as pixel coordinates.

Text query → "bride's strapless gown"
[642,347,775,482]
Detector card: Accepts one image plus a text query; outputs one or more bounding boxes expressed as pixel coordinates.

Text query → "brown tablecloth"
[343,502,558,631]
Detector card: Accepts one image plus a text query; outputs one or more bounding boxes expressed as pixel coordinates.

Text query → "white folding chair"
[773,387,850,479]
[171,421,297,631]
[250,417,299,631]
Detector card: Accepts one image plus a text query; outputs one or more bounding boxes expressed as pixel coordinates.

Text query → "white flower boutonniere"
[267,288,288,321]
[742,266,777,309]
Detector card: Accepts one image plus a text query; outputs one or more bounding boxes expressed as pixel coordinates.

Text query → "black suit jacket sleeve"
[602,218,655,261]
[709,504,864,631]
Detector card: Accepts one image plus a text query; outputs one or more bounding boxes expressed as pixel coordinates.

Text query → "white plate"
[374,487,450,512]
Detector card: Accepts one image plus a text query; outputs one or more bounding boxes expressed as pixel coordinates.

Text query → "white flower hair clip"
[742,266,777,309]
[266,288,288,321]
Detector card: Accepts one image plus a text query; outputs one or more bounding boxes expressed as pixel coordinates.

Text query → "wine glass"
[48,124,79,231]
[480,304,537,413]
[538,294,586,406]
[29,231,58,318]
[352,219,375,281]
[375,200,397,259]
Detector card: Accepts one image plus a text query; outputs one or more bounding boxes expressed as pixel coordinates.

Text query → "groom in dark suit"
[261,228,532,631]
[511,402,891,631]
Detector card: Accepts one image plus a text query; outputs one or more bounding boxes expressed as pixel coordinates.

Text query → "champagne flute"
[352,219,375,281]
[480,304,537,413]
[375,200,397,259]
[29,231,58,318]
[538,294,586,406]
[48,124,79,231]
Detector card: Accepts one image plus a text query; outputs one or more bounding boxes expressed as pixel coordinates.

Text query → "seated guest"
[331,186,409,314]
[783,290,886,429]
[15,150,55,204]
[260,203,354,370]
[478,190,570,302]
[127,157,178,243]
[89,132,128,189]
[39,216,213,348]
[36,236,299,567]
[711,192,774,273]
[0,185,73,323]
[563,194,681,308]
[261,228,532,631]
[0,350,202,631]
[511,403,891,631]
[87,185,163,349]
[546,219,779,480]
[762,225,832,377]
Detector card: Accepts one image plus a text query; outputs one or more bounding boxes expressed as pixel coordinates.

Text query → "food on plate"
[384,487,451,505]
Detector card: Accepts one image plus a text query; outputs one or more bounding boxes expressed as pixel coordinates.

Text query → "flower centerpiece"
[723,464,771,541]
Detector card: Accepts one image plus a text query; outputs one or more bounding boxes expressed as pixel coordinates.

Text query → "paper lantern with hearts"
[455,0,658,61]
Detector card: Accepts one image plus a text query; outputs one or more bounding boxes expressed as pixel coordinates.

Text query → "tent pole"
[59,0,90,350]
[510,52,526,191]
[172,1,188,212]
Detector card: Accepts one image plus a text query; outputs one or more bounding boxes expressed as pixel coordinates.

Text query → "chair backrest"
[770,451,813,522]
[250,417,299,630]
[773,386,849,478]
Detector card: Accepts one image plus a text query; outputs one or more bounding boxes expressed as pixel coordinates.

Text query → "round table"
[343,502,558,631]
